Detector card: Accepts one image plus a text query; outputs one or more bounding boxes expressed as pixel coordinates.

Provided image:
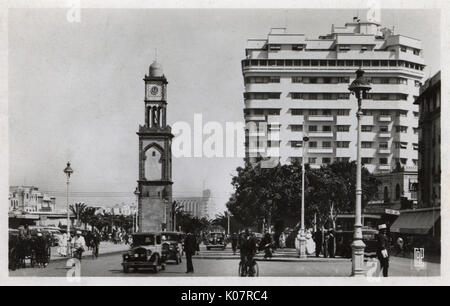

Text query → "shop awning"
[390,209,440,235]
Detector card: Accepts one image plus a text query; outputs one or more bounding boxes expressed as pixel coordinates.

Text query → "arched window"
[144,143,164,180]
[384,186,389,202]
[395,184,401,200]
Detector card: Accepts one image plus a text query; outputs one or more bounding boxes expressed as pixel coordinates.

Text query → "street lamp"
[133,187,140,233]
[299,135,309,258]
[63,161,73,254]
[348,68,372,276]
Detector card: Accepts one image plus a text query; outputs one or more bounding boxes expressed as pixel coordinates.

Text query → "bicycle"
[238,256,259,277]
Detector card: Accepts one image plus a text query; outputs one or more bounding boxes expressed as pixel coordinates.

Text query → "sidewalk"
[50,242,130,262]
[196,247,350,263]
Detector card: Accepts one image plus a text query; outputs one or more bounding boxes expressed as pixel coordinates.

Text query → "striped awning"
[390,210,440,235]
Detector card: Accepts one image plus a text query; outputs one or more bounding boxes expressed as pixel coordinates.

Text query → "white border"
[0,0,448,286]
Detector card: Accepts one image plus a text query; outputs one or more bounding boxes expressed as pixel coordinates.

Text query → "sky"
[8,8,441,216]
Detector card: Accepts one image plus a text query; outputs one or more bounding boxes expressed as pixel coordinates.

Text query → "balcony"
[308,115,334,122]
[378,148,391,154]
[308,148,333,154]
[378,165,391,171]
[336,116,354,125]
[245,115,266,121]
[378,132,391,138]
[360,116,374,125]
[308,132,334,138]
[378,116,392,122]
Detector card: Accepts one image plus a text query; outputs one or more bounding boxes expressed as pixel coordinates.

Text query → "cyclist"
[239,229,257,276]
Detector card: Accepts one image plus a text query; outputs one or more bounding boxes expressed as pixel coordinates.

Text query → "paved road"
[9,252,439,277]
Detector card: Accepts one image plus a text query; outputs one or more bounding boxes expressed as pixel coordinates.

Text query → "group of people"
[313,228,336,258]
[57,229,100,259]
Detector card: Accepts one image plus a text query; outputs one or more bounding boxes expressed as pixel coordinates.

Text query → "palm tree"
[70,203,87,228]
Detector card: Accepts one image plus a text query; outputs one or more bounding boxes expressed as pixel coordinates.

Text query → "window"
[269,76,280,83]
[413,49,420,55]
[291,93,303,99]
[337,109,350,116]
[338,93,350,99]
[396,126,408,133]
[380,158,388,165]
[413,143,419,150]
[338,77,350,83]
[322,141,332,148]
[337,125,350,132]
[308,126,317,132]
[339,45,350,51]
[362,142,372,148]
[362,125,373,132]
[362,158,373,164]
[323,77,332,84]
[292,77,303,83]
[322,125,332,132]
[292,44,304,51]
[268,93,281,99]
[379,142,388,149]
[291,109,303,116]
[309,77,317,84]
[415,80,422,87]
[322,157,331,164]
[394,142,407,149]
[336,157,350,163]
[309,109,318,115]
[379,126,389,132]
[336,141,350,148]
[291,141,303,148]
[401,46,407,52]
[395,184,401,200]
[309,142,317,148]
[322,109,332,116]
[413,111,419,118]
[323,93,332,100]
[308,157,317,164]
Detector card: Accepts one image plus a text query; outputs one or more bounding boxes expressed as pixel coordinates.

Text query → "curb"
[50,248,128,263]
[192,256,351,263]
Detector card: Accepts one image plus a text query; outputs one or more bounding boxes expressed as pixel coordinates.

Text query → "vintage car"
[161,231,183,264]
[122,232,166,273]
[205,232,226,250]
[335,227,379,258]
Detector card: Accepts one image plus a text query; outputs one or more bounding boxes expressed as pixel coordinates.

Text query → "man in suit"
[377,224,390,277]
[184,229,197,273]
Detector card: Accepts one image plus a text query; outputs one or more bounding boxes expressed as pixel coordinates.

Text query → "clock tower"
[136,61,173,232]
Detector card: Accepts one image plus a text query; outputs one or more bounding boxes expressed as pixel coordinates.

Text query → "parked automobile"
[205,232,226,250]
[122,232,166,273]
[335,227,379,258]
[161,231,183,264]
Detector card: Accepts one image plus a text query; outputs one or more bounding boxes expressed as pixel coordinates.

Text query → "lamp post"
[63,161,73,254]
[133,187,140,232]
[348,68,371,276]
[299,135,309,258]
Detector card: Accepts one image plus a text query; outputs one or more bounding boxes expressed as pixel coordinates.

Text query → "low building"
[174,189,213,219]
[388,71,441,255]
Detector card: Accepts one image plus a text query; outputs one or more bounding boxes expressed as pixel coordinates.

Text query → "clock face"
[146,84,163,100]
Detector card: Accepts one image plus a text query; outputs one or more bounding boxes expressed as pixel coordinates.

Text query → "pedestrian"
[323,230,329,258]
[58,232,68,257]
[396,236,404,256]
[377,224,390,277]
[314,228,323,257]
[231,233,238,255]
[184,230,197,273]
[327,228,335,258]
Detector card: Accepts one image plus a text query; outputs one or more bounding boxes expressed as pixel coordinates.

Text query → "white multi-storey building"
[241,20,424,173]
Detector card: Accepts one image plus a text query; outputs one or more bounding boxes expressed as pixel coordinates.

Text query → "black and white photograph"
[0,0,447,289]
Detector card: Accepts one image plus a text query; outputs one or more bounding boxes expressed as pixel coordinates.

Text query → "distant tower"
[136,60,173,232]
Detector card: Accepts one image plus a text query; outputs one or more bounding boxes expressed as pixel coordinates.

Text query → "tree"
[226,160,381,235]
[70,202,87,228]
